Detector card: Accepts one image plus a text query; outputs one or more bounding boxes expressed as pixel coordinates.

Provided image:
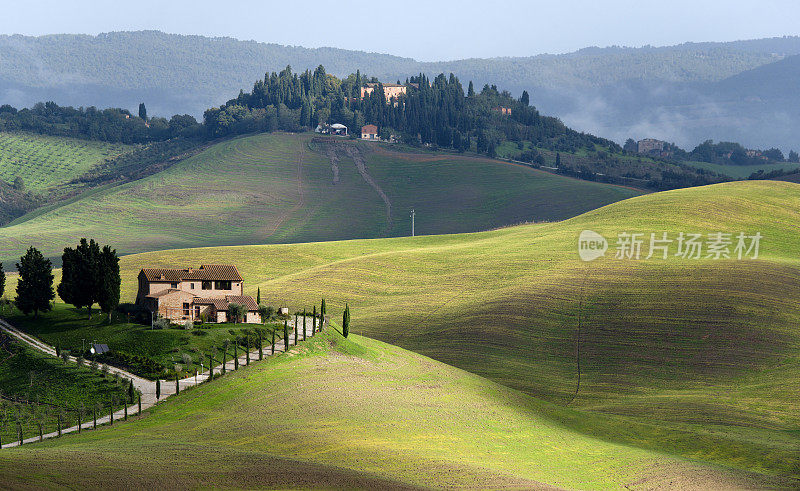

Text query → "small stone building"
[361,124,379,140]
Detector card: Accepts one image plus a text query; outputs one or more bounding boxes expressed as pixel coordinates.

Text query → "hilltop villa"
[135,264,261,324]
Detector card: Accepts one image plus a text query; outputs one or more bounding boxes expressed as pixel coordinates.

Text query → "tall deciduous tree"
[97,245,121,322]
[58,238,100,318]
[15,247,54,318]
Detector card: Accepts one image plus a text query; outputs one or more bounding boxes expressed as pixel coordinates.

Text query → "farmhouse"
[637,138,665,154]
[361,82,407,102]
[135,264,261,324]
[361,124,379,140]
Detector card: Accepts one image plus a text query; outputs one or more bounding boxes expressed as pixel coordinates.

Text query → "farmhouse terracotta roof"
[140,265,243,282]
[226,295,259,311]
[193,295,259,311]
[362,124,378,133]
[145,288,183,299]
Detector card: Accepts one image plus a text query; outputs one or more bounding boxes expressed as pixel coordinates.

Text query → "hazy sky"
[2,0,798,61]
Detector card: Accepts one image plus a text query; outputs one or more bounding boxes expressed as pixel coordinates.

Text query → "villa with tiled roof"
[135,265,261,324]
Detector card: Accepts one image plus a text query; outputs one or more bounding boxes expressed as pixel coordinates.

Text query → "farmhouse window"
[214,281,232,290]
[202,281,212,290]
[194,305,201,318]
[171,282,178,288]
[183,303,190,316]
[190,283,195,289]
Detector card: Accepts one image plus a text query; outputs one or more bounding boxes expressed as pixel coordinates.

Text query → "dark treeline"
[0,102,201,144]
[205,65,614,155]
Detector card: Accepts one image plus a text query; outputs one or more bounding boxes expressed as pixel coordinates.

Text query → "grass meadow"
[0,330,787,489]
[0,338,129,445]
[91,179,800,480]
[0,132,133,191]
[684,159,800,178]
[0,132,640,265]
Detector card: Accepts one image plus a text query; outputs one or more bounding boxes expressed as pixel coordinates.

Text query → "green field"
[0,132,640,265]
[0,132,133,191]
[4,304,291,379]
[684,159,800,178]
[2,180,798,484]
[0,336,129,444]
[0,330,785,488]
[77,179,798,480]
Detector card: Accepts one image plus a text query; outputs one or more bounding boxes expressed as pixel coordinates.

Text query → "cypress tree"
[234,341,239,369]
[124,402,128,421]
[221,344,227,374]
[155,378,161,400]
[0,262,4,301]
[175,374,180,394]
[138,393,142,414]
[556,152,561,167]
[138,102,147,120]
[97,245,121,323]
[256,287,261,305]
[246,336,250,365]
[284,320,289,352]
[294,314,298,344]
[109,401,113,426]
[303,309,306,340]
[93,406,97,429]
[258,333,263,360]
[128,379,135,404]
[271,328,275,355]
[15,247,55,318]
[320,298,326,331]
[208,353,214,380]
[343,304,350,338]
[312,305,317,334]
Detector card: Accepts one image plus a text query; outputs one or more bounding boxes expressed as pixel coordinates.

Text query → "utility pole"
[410,209,415,237]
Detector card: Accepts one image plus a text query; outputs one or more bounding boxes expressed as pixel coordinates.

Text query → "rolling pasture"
[684,159,800,178]
[108,180,800,480]
[0,331,786,488]
[0,132,640,265]
[0,132,133,191]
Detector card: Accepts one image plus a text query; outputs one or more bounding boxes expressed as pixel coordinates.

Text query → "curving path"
[0,315,320,448]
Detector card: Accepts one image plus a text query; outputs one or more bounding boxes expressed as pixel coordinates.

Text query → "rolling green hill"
[684,159,800,179]
[0,330,787,488]
[99,180,800,479]
[0,131,641,266]
[0,131,133,191]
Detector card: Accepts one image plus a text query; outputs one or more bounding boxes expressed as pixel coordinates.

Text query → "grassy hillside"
[100,180,800,478]
[0,132,133,191]
[0,131,640,265]
[0,335,129,444]
[685,159,800,178]
[0,330,785,488]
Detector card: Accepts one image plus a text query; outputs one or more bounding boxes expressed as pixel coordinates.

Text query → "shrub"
[191,329,207,336]
[152,317,170,330]
[183,320,193,330]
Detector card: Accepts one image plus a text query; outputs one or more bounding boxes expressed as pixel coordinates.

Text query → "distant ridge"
[2,31,800,150]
